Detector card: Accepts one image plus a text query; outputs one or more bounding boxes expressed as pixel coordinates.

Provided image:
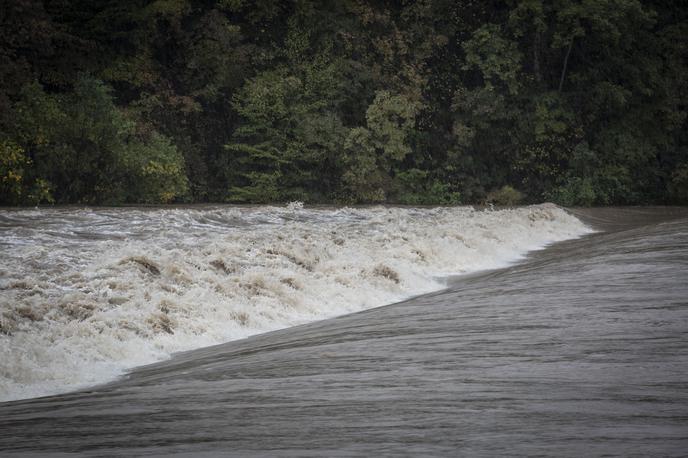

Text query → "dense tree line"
[1,0,686,205]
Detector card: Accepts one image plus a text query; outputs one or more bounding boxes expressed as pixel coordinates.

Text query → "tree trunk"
[558,40,574,92]
[533,29,542,83]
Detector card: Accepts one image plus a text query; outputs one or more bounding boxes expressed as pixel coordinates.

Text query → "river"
[0,205,686,456]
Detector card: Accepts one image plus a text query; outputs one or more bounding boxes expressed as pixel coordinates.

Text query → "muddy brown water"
[1,207,687,457]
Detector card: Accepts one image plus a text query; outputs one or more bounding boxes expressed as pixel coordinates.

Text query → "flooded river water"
[0,205,686,456]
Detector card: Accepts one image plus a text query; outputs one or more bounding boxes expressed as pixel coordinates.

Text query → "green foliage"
[486,186,524,206]
[510,92,579,197]
[393,169,461,205]
[546,177,596,207]
[224,59,349,202]
[463,24,522,95]
[0,140,30,205]
[3,77,187,205]
[669,163,688,204]
[0,139,55,206]
[341,127,386,203]
[545,140,640,206]
[0,1,685,206]
[341,91,420,202]
[364,91,419,161]
[122,132,189,204]
[551,170,633,206]
[532,93,574,142]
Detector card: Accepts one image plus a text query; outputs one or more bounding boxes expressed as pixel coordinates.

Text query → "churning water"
[0,204,589,402]
[1,206,687,457]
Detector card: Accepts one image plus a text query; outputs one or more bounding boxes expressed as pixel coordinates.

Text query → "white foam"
[0,204,591,401]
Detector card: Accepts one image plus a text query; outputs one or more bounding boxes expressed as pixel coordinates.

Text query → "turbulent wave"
[0,204,591,402]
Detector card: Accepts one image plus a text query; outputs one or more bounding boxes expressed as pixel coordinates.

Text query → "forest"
[0,0,686,206]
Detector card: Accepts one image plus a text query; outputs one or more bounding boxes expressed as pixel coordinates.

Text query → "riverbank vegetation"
[1,0,686,205]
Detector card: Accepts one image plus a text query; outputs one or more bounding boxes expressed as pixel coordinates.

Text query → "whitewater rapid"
[0,204,591,402]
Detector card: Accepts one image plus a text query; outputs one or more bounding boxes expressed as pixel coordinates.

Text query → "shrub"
[546,177,596,206]
[485,185,523,206]
[0,139,54,205]
[0,140,30,205]
[669,163,688,203]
